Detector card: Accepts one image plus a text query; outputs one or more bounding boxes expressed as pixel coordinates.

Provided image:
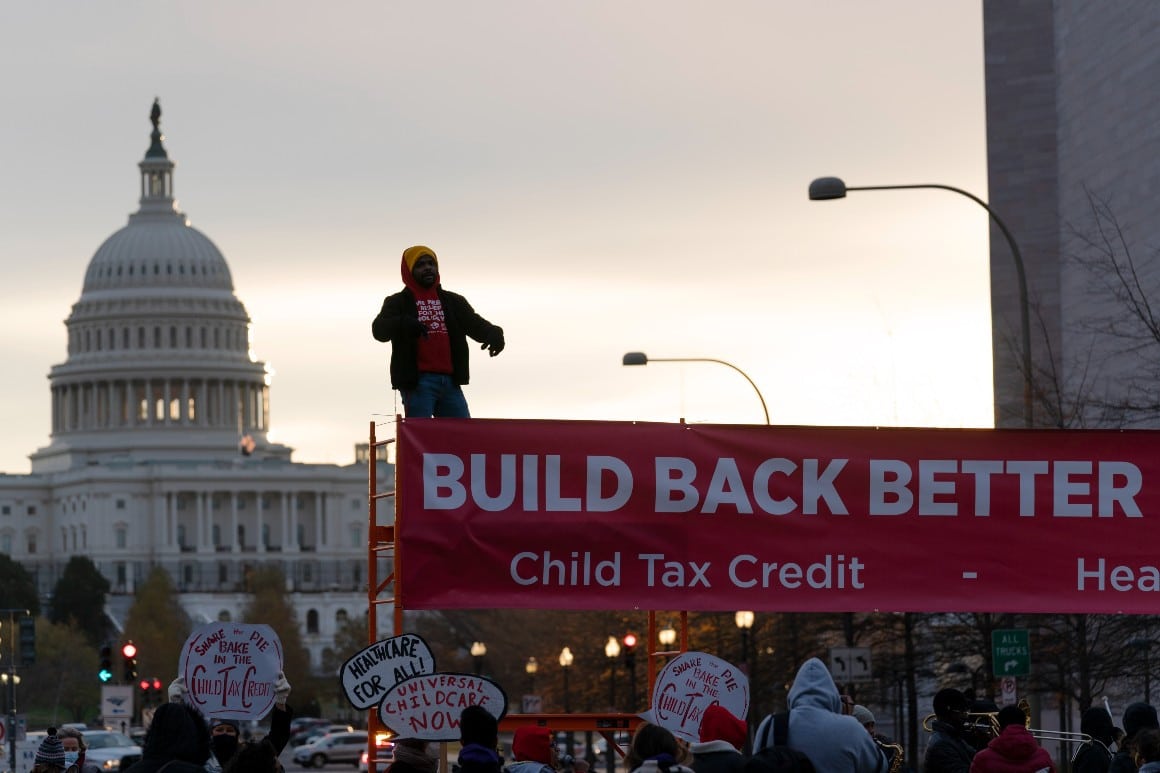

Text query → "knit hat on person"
[513,726,553,764]
[392,739,437,773]
[37,728,67,768]
[1081,706,1116,743]
[459,705,499,748]
[1124,702,1159,739]
[699,705,747,750]
[210,718,240,733]
[402,246,438,273]
[933,688,968,719]
[852,705,876,728]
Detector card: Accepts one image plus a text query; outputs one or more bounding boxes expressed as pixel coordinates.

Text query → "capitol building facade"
[0,102,392,669]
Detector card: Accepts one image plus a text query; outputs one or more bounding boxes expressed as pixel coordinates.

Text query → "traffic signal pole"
[2,608,30,773]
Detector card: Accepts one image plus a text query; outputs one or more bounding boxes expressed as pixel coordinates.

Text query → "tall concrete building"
[984,1,1160,428]
[0,101,393,668]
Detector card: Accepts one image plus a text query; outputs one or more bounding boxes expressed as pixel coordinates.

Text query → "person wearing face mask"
[167,671,293,773]
[57,727,101,773]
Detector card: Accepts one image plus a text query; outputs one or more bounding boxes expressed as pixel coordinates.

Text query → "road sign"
[829,647,873,681]
[991,629,1030,676]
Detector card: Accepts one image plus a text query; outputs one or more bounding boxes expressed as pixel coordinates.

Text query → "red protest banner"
[396,419,1160,614]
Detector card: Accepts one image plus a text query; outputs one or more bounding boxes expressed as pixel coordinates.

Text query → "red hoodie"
[969,725,1055,773]
[401,247,453,375]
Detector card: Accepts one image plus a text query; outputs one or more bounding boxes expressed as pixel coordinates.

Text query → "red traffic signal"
[152,678,163,691]
[138,679,150,692]
[122,642,138,659]
[623,632,638,649]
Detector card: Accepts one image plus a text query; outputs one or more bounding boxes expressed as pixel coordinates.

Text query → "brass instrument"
[921,698,1093,753]
[873,737,904,773]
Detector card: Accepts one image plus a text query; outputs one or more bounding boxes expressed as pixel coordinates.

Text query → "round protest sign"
[340,633,436,710]
[378,673,507,740]
[180,623,283,720]
[648,652,748,743]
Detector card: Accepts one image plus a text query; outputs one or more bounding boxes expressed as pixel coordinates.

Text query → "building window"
[2,505,10,515]
[306,609,319,634]
[303,563,313,583]
[212,524,221,547]
[262,524,270,548]
[0,533,10,552]
[219,563,228,584]
[183,565,193,585]
[237,525,246,546]
[27,505,36,516]
[116,499,126,510]
[336,609,348,625]
[115,562,126,587]
[349,525,361,548]
[177,524,187,549]
[26,534,36,554]
[115,527,127,549]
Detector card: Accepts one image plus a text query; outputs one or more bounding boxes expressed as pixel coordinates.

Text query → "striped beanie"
[37,728,66,768]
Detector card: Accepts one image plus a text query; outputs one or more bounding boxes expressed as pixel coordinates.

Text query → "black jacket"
[372,287,502,391]
[924,720,979,773]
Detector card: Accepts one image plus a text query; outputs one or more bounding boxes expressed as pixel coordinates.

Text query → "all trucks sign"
[396,419,1160,614]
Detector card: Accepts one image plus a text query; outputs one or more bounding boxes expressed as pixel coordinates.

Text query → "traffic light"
[151,677,163,702]
[99,644,114,683]
[138,678,151,703]
[18,615,35,665]
[122,641,138,683]
[622,632,638,670]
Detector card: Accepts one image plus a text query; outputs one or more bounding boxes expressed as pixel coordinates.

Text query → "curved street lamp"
[622,352,771,425]
[808,176,1033,428]
[559,646,574,713]
[526,656,538,693]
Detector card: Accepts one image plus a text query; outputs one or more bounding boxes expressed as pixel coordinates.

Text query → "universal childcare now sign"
[396,420,1160,614]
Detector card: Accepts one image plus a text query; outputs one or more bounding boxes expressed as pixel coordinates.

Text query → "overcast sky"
[0,1,990,474]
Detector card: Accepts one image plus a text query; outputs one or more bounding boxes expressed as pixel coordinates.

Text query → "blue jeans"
[402,373,471,418]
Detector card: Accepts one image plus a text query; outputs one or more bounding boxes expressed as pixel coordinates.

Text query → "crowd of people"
[30,673,292,773]
[25,660,1160,773]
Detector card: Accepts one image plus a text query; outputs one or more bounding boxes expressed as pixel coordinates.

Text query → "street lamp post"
[526,656,538,694]
[808,176,1034,428]
[622,353,771,425]
[605,636,620,710]
[559,647,574,713]
[604,636,621,773]
[560,646,575,758]
[735,611,754,673]
[658,623,677,652]
[471,641,487,675]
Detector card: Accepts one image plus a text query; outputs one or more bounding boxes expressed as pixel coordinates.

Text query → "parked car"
[290,724,355,748]
[80,730,143,772]
[294,731,369,768]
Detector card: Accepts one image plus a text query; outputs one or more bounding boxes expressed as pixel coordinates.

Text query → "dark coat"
[1073,742,1113,773]
[372,287,502,391]
[691,746,746,773]
[924,720,979,773]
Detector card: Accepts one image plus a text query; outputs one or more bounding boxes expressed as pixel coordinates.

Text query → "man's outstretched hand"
[482,332,504,357]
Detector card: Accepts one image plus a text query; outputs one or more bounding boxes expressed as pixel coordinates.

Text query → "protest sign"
[647,652,748,743]
[179,623,283,719]
[378,673,507,740]
[340,633,436,710]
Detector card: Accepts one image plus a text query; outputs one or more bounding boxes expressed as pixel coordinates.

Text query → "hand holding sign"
[179,623,283,720]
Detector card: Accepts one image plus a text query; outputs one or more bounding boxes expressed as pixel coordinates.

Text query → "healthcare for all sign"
[397,419,1160,613]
